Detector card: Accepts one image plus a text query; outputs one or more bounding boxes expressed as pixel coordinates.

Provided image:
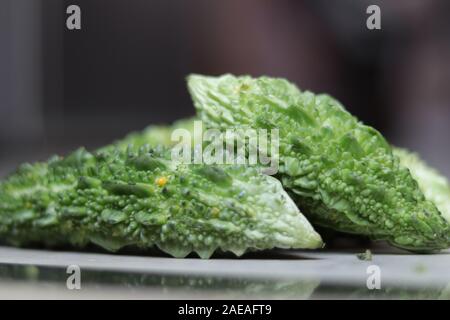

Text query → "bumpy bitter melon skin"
[394,148,450,224]
[188,74,450,252]
[116,118,450,226]
[107,117,199,152]
[0,146,322,258]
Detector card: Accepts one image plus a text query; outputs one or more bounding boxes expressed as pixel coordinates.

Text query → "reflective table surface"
[0,246,449,299]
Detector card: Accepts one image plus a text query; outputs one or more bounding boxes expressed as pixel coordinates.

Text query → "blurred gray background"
[1,0,449,177]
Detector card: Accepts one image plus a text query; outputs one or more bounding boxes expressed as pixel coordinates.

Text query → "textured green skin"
[188,74,450,252]
[395,148,450,224]
[0,146,322,258]
[106,118,199,152]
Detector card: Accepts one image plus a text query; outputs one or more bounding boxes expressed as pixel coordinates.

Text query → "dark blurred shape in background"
[1,0,449,177]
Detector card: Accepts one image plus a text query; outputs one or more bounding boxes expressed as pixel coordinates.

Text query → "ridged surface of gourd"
[395,148,450,224]
[0,146,322,258]
[188,74,450,252]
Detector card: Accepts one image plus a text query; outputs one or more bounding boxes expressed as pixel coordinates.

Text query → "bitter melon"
[394,148,450,224]
[188,74,450,252]
[0,145,322,258]
[117,118,450,237]
[109,117,199,152]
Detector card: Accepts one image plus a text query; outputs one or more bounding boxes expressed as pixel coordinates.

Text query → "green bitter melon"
[0,146,322,258]
[188,74,450,252]
[109,117,200,152]
[125,120,450,236]
[394,148,450,224]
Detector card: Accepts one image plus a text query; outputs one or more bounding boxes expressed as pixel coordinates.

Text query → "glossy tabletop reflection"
[0,246,449,299]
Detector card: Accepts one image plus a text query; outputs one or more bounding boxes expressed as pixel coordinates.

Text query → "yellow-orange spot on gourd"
[211,207,220,217]
[240,83,250,91]
[235,83,250,94]
[155,176,168,187]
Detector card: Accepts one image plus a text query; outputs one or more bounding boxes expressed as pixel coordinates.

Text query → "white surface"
[1,246,449,289]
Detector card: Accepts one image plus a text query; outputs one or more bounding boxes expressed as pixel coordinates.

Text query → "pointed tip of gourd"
[195,248,215,259]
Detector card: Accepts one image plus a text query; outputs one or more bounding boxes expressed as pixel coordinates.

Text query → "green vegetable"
[394,148,450,224]
[188,74,450,252]
[105,117,200,152]
[356,249,372,261]
[0,146,322,258]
